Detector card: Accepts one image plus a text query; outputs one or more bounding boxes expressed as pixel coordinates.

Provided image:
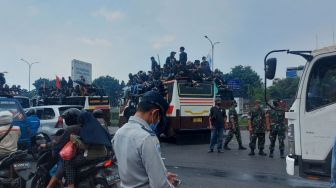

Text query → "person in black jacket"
[208,98,227,153]
[151,57,160,72]
[179,47,187,67]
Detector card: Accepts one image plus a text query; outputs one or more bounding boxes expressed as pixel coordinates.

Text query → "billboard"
[71,59,92,84]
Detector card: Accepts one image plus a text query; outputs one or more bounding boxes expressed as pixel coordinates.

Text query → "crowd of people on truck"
[38,76,105,98]
[0,72,23,96]
[125,46,227,98]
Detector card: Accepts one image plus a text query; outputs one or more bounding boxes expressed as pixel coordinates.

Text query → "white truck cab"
[264,46,336,178]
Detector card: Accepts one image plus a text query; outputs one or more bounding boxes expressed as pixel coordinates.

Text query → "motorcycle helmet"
[92,109,104,119]
[61,108,81,126]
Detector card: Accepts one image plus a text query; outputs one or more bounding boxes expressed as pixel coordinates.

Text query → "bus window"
[178,83,213,98]
[306,56,336,111]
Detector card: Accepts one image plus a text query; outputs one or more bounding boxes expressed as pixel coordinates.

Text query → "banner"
[71,59,92,84]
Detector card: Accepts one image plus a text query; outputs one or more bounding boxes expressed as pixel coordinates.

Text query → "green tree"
[33,78,53,90]
[223,65,263,99]
[268,77,300,100]
[93,76,122,106]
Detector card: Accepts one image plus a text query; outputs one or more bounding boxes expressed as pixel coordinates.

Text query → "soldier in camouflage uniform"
[224,100,247,150]
[268,100,286,158]
[248,100,267,156]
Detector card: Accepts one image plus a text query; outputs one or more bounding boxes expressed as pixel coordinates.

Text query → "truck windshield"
[306,56,336,111]
[0,100,24,121]
[178,83,213,98]
[14,97,30,109]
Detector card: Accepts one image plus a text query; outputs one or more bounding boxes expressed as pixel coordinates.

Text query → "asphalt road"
[24,127,329,188]
[160,130,330,188]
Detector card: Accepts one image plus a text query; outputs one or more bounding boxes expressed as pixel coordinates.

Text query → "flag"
[56,76,61,89]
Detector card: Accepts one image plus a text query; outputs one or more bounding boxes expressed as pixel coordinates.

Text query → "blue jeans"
[331,137,336,188]
[209,127,224,150]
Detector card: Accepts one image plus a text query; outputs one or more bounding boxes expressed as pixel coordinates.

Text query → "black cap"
[141,90,169,115]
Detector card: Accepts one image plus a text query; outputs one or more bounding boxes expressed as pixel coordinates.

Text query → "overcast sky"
[1,0,336,89]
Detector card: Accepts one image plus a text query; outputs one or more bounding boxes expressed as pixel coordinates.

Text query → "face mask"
[149,111,160,131]
[149,120,160,131]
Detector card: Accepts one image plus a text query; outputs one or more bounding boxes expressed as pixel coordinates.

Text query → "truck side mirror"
[265,58,277,80]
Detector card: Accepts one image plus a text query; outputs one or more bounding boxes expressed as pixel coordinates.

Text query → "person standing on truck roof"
[151,56,160,73]
[248,100,268,156]
[267,99,286,158]
[208,98,227,153]
[113,91,177,188]
[224,100,247,150]
[179,46,187,67]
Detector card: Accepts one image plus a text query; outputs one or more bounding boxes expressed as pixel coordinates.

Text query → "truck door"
[300,55,336,176]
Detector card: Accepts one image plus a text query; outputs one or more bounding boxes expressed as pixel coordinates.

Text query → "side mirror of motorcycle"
[265,58,277,80]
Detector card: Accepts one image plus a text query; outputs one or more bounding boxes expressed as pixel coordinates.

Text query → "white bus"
[264,46,336,178]
[163,80,215,137]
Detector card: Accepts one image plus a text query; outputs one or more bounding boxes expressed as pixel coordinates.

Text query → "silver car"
[25,105,83,136]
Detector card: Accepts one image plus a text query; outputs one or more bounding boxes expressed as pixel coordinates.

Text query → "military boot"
[224,145,231,150]
[248,149,255,156]
[238,145,247,150]
[280,150,285,158]
[259,149,267,156]
[269,150,274,158]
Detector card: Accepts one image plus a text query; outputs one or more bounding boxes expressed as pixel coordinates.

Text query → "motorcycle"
[0,150,33,188]
[31,148,120,188]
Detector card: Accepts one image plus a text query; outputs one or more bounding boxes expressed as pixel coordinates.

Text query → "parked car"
[25,105,83,136]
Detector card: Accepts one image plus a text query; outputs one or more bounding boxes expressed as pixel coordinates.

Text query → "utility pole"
[204,35,220,71]
[20,58,39,92]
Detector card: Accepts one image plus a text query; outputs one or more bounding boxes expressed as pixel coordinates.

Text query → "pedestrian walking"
[224,100,247,150]
[248,100,268,156]
[208,98,227,153]
[268,100,286,158]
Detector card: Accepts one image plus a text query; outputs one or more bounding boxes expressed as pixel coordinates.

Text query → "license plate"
[13,162,31,170]
[193,118,203,123]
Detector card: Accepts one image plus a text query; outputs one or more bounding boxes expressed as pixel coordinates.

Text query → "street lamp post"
[204,35,220,71]
[20,58,39,92]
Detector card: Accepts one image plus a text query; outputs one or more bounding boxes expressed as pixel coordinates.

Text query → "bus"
[119,80,234,140]
[163,80,215,137]
[264,46,336,178]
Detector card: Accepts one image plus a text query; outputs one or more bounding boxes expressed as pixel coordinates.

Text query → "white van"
[265,46,336,177]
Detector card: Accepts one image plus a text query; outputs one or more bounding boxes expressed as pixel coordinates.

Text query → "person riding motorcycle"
[41,108,82,188]
[0,111,21,158]
[64,111,112,188]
